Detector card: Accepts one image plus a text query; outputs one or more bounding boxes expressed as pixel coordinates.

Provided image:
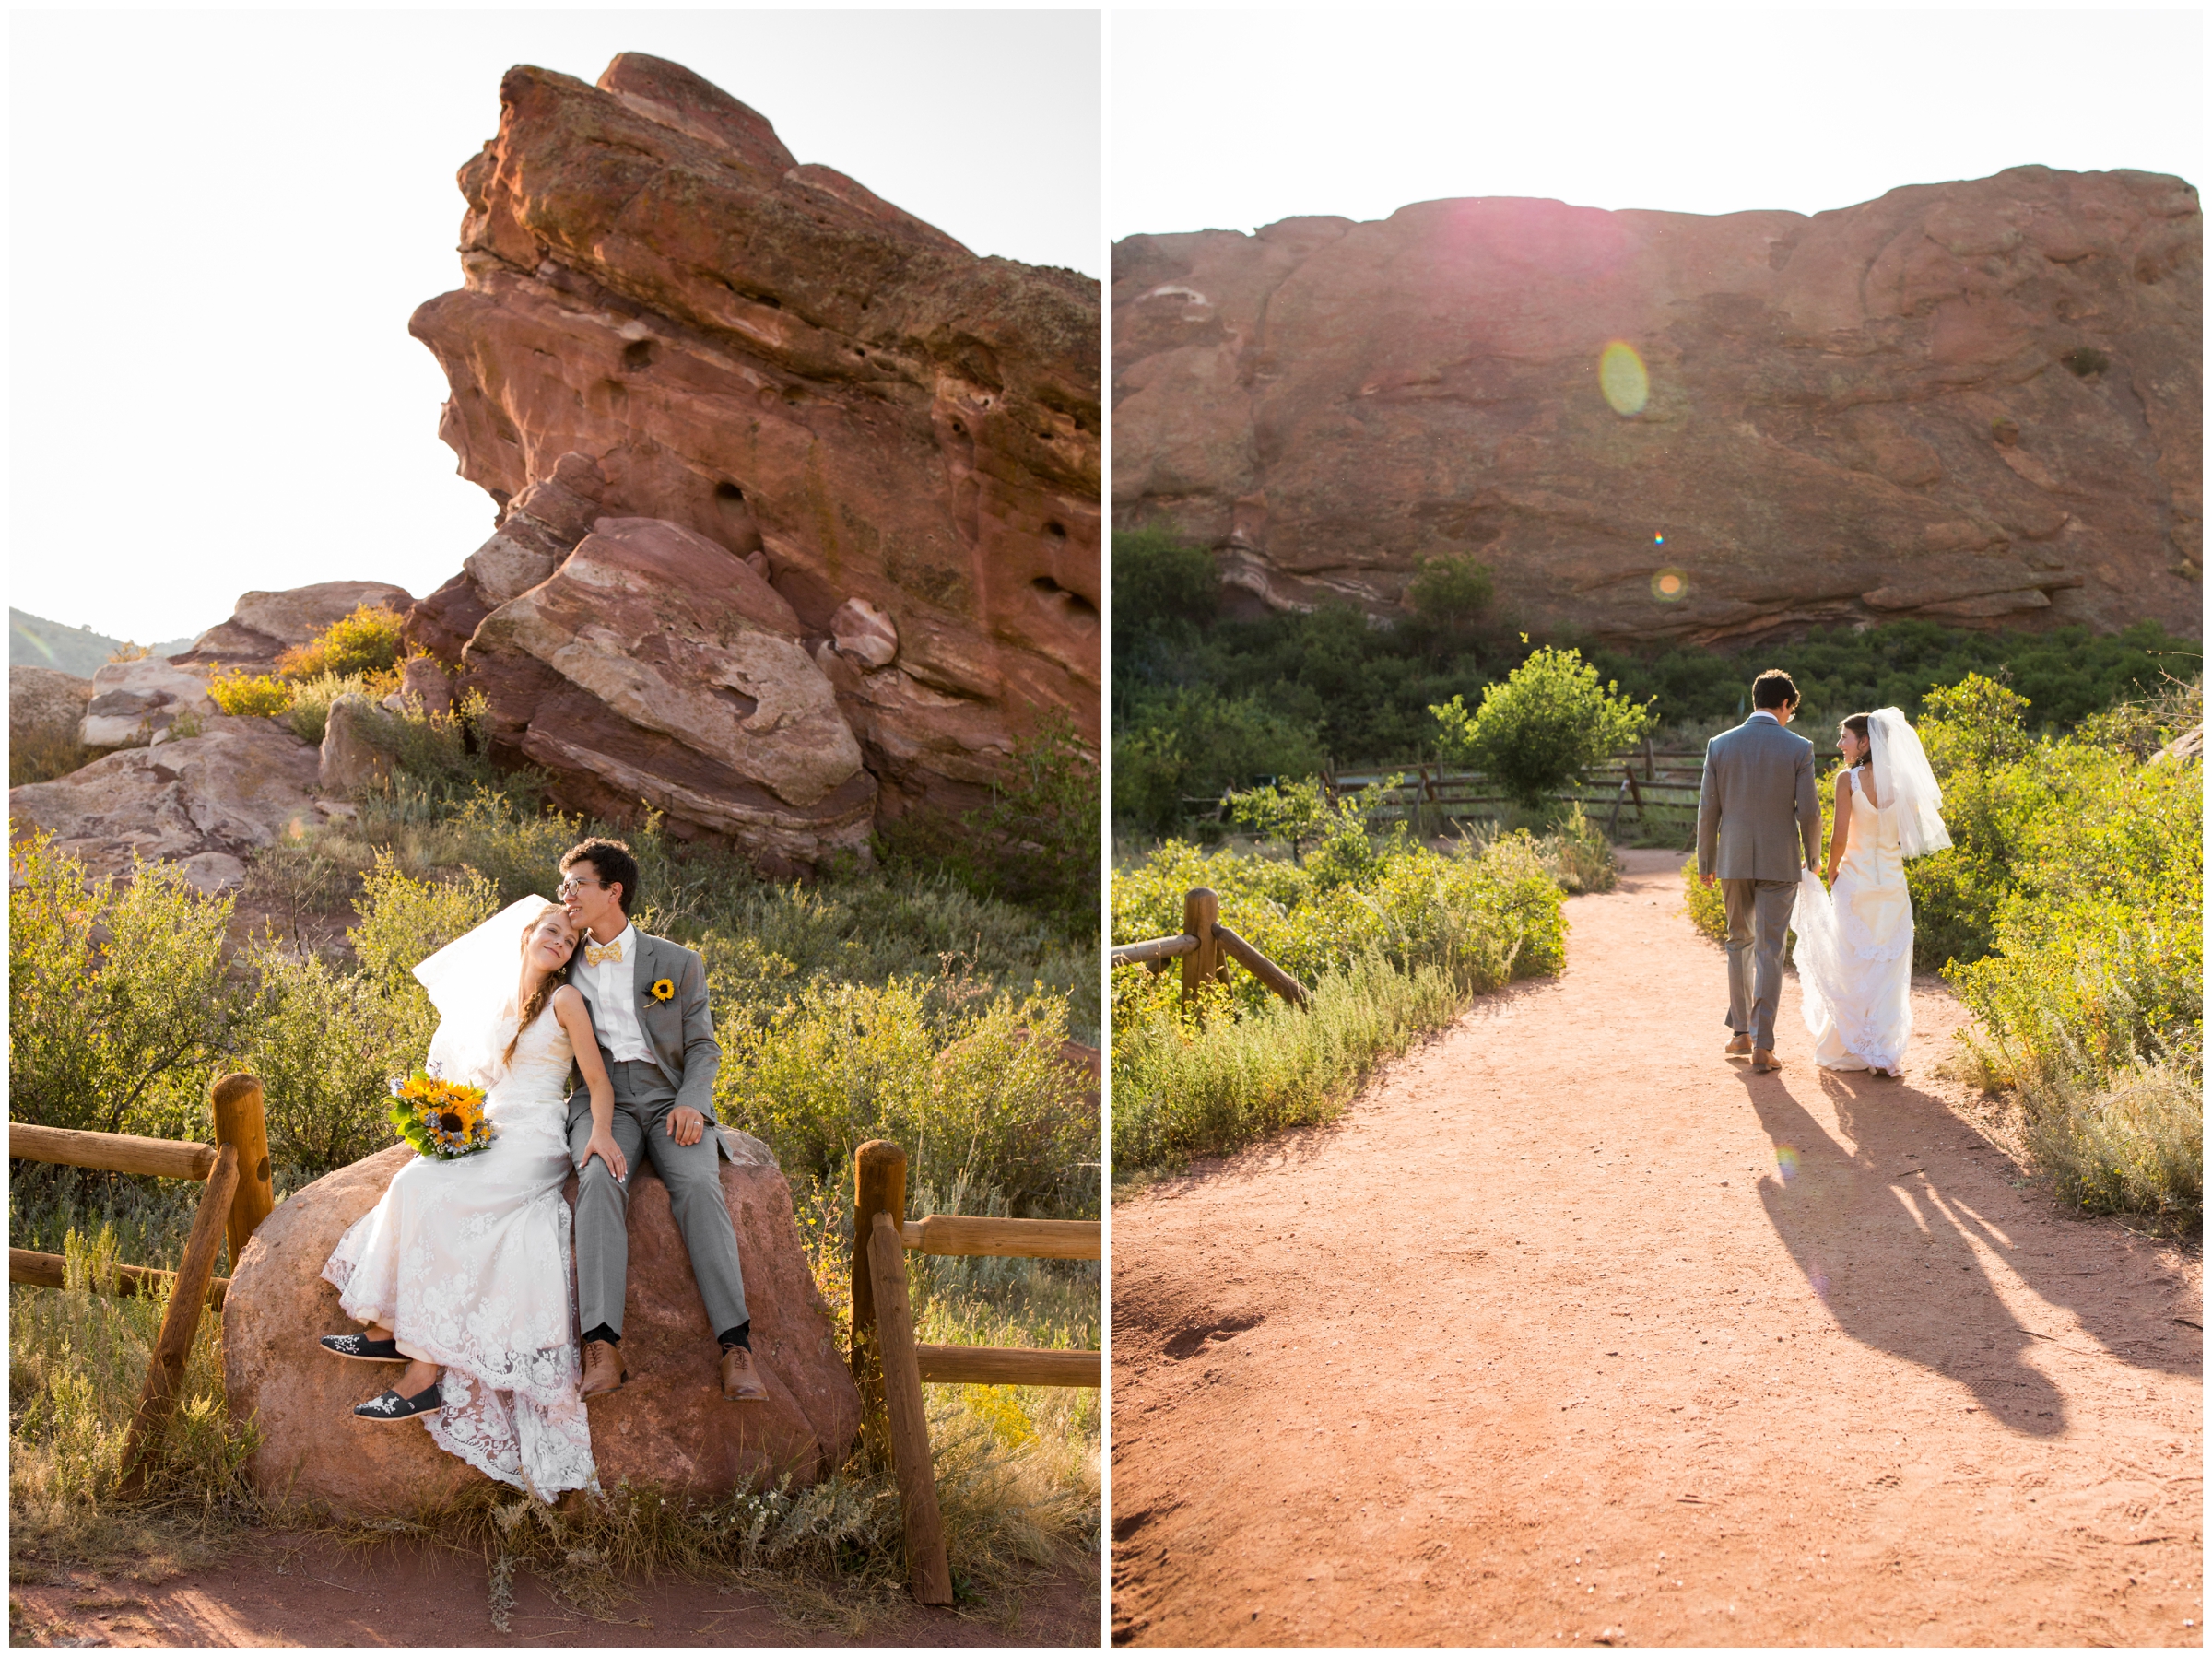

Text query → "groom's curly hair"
[1751,669,1799,710]
[561,837,641,916]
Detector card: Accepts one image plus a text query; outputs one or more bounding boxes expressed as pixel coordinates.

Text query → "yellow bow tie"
[585,940,624,966]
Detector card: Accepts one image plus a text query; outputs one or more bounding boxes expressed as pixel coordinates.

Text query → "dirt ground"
[1110,849,2203,1647]
[8,1535,1100,1648]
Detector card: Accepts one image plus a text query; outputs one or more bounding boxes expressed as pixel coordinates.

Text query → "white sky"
[6,8,1102,645]
[1110,9,2202,238]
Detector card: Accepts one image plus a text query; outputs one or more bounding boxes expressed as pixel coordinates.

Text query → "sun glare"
[1599,341,1649,416]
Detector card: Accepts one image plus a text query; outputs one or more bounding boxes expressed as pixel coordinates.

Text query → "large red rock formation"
[1112,168,2201,646]
[406,53,1099,874]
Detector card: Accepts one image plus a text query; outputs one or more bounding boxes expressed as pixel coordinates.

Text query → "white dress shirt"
[576,922,655,1064]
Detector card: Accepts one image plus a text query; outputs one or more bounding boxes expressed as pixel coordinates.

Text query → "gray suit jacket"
[565,930,723,1130]
[1697,714,1820,880]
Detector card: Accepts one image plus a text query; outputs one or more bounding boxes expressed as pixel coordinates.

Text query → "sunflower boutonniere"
[648,977,677,1004]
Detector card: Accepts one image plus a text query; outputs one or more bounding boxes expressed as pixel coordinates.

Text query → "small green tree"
[1112,526,1218,637]
[1227,777,1333,864]
[1431,644,1653,808]
[1406,554,1495,630]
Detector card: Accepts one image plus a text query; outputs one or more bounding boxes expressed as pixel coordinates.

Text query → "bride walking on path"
[1791,708,1953,1077]
[318,897,618,1500]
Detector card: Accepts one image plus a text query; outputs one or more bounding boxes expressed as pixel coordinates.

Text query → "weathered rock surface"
[318,694,396,794]
[77,658,218,749]
[465,516,877,875]
[1112,168,2202,646]
[8,716,341,892]
[224,1130,861,1515]
[10,665,92,753]
[404,53,1100,866]
[173,581,414,669]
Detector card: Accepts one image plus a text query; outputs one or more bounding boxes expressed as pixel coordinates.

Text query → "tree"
[1405,553,1495,631]
[1432,644,1653,808]
[1226,777,1333,864]
[1112,525,1218,639]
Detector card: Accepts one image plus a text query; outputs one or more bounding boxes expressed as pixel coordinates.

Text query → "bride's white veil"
[1868,707,1953,858]
[413,896,561,1088]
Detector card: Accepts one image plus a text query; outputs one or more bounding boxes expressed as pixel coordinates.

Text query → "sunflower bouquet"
[388,1071,496,1159]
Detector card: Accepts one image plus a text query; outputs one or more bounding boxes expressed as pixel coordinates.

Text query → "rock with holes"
[171,581,414,670]
[222,1129,860,1515]
[400,53,1098,856]
[78,658,218,750]
[9,715,339,891]
[463,516,876,876]
[1113,167,2201,645]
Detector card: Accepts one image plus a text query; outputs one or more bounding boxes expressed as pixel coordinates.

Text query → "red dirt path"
[9,1535,1099,1647]
[1110,850,2202,1647]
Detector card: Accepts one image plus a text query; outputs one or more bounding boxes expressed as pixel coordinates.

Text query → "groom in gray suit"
[1697,669,1821,1074]
[558,836,768,1404]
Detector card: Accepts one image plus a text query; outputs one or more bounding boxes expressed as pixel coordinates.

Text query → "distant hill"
[10,609,201,677]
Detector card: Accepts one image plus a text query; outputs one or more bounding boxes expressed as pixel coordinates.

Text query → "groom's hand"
[1700,870,1715,887]
[667,1106,706,1148]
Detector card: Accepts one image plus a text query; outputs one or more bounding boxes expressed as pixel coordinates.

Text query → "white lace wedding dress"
[1792,769,1913,1072]
[324,1001,597,1498]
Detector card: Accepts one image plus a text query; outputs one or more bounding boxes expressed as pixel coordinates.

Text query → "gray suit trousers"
[568,1060,748,1338]
[1722,878,1796,1051]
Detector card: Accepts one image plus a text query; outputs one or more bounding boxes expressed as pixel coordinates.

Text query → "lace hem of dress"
[321,1259,582,1414]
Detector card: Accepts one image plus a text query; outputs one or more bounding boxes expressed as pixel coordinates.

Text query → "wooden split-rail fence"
[1194,742,1845,839]
[1110,887,1311,1010]
[8,1074,276,1496]
[849,1139,1100,1605]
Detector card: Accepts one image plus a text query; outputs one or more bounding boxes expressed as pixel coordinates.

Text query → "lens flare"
[1598,341,1649,416]
[1774,1145,1801,1185]
[1651,568,1688,602]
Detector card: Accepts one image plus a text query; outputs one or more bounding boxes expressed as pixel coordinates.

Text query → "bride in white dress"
[1791,708,1953,1078]
[319,897,625,1500]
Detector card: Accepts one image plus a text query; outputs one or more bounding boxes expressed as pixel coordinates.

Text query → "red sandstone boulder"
[403,53,1099,856]
[465,516,876,875]
[225,1130,860,1515]
[1112,169,2201,645]
[9,716,342,892]
[172,581,414,669]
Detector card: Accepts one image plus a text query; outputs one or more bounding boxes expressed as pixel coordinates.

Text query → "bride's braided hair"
[1839,712,1873,768]
[504,908,576,1068]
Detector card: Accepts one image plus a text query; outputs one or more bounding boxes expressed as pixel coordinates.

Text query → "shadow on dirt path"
[8,1533,1100,1648]
[1110,850,2201,1647]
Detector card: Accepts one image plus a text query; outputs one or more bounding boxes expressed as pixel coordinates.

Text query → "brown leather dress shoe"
[721,1344,769,1402]
[1749,1047,1783,1074]
[1724,1033,1753,1057]
[580,1338,626,1400]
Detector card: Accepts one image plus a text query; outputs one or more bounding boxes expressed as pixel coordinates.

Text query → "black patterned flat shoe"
[354,1382,441,1422]
[321,1333,403,1362]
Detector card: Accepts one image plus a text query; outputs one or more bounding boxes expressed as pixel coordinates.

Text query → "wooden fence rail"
[850,1140,1101,1605]
[7,1074,275,1495]
[1110,887,1311,1010]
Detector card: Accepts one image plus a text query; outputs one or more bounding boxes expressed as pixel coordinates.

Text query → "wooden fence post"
[868,1212,954,1605]
[210,1073,273,1272]
[1181,887,1223,1005]
[851,1140,907,1420]
[117,1143,238,1498]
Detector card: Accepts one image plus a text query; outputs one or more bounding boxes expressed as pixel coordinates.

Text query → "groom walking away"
[559,837,769,1404]
[1698,670,1821,1075]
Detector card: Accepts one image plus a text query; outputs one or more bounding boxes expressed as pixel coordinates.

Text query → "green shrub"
[1432,643,1654,807]
[205,668,293,721]
[1112,686,1327,836]
[10,724,94,787]
[7,837,247,1143]
[718,980,1097,1217]
[1111,524,1218,635]
[1111,953,1464,1172]
[1406,553,1494,629]
[276,605,406,681]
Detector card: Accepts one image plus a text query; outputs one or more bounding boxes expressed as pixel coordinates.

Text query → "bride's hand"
[580,1132,628,1182]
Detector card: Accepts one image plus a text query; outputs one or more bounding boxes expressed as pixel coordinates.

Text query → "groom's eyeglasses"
[556,876,602,898]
